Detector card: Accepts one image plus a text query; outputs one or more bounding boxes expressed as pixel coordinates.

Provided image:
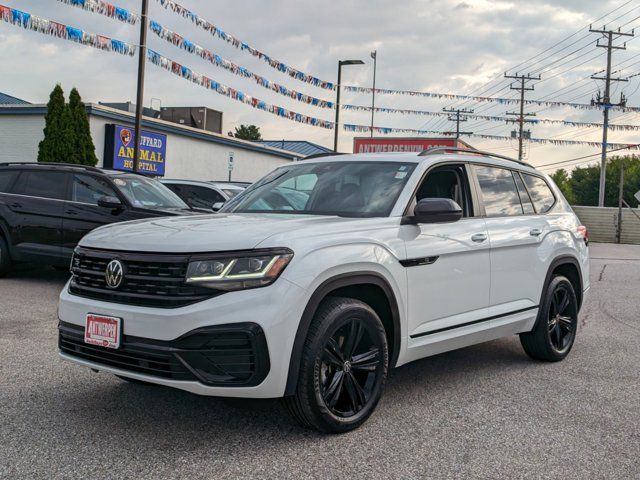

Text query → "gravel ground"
[0,243,638,479]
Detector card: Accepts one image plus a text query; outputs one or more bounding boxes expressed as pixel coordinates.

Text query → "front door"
[402,163,491,339]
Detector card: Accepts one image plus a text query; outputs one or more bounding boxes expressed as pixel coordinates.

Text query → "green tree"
[38,84,66,163]
[68,88,98,166]
[232,124,262,141]
[550,168,574,204]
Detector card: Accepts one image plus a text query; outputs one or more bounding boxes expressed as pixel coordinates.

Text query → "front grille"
[69,247,218,308]
[59,321,270,387]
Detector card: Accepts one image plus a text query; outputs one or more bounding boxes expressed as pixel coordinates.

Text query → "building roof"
[254,140,333,157]
[0,103,301,161]
[0,92,30,105]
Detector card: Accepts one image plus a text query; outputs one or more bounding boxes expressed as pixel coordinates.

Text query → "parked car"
[58,148,589,433]
[161,179,246,211]
[0,162,198,275]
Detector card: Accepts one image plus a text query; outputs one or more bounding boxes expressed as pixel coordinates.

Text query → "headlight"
[185,248,293,291]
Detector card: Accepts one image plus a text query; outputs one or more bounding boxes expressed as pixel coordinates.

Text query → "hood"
[79,213,353,253]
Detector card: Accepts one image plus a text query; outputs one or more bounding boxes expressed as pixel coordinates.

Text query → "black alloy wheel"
[546,283,577,353]
[520,275,579,361]
[284,297,388,433]
[320,318,383,417]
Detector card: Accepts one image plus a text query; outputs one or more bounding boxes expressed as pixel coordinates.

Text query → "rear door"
[403,163,491,340]
[62,173,138,257]
[6,169,68,262]
[472,165,548,315]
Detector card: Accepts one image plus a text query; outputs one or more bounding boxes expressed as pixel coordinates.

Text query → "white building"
[0,101,300,182]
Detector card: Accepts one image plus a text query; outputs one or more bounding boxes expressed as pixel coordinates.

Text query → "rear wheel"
[520,275,578,361]
[0,235,11,277]
[284,297,388,433]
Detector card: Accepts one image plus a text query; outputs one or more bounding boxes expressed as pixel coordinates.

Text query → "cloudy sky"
[1,0,639,172]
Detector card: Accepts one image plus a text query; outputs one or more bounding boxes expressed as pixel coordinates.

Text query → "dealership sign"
[104,124,167,176]
[353,137,471,154]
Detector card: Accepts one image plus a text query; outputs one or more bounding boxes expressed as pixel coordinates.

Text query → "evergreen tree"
[550,169,574,204]
[233,124,262,141]
[68,88,98,166]
[38,84,66,163]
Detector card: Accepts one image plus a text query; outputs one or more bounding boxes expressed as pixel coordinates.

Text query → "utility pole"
[442,107,474,139]
[505,73,540,161]
[133,0,149,174]
[590,25,634,207]
[617,157,625,243]
[334,59,364,152]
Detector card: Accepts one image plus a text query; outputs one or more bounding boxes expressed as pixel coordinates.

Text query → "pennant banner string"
[146,49,334,129]
[0,4,137,55]
[148,19,335,109]
[154,0,336,90]
[341,104,640,131]
[56,0,138,25]
[152,0,640,113]
[343,124,640,150]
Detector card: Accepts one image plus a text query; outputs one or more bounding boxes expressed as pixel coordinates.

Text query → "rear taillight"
[577,225,589,245]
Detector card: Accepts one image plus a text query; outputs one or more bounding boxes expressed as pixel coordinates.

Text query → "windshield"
[112,175,189,209]
[221,161,416,217]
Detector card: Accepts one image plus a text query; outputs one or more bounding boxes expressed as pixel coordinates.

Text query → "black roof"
[0,162,131,176]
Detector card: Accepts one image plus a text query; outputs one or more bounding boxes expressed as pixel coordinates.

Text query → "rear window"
[12,171,67,200]
[0,170,18,193]
[522,174,555,213]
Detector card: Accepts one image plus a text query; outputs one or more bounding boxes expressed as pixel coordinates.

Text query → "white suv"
[58,148,589,433]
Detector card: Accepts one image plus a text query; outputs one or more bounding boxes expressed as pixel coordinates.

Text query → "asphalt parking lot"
[1,243,638,479]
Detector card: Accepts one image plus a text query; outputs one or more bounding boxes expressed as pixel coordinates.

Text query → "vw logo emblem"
[105,260,124,289]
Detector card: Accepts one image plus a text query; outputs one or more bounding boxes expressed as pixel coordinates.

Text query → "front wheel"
[284,297,389,433]
[520,275,578,361]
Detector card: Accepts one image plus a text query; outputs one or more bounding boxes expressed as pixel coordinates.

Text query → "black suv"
[0,162,197,275]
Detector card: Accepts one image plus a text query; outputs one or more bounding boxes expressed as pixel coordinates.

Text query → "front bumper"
[58,277,307,398]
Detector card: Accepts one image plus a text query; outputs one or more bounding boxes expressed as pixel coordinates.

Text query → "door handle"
[530,228,543,237]
[65,210,78,215]
[10,202,22,208]
[471,233,488,243]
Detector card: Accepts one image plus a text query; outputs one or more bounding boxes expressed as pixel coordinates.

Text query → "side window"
[183,186,225,209]
[474,165,523,217]
[72,174,117,205]
[0,170,18,193]
[414,164,472,217]
[12,171,67,200]
[513,172,535,214]
[522,174,556,213]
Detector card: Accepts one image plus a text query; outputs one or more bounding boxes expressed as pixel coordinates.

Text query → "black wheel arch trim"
[541,255,584,310]
[284,271,402,396]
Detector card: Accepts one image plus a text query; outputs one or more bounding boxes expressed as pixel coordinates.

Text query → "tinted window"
[183,185,225,209]
[0,170,18,193]
[475,166,523,217]
[72,174,117,205]
[523,174,555,213]
[112,175,188,209]
[513,172,535,214]
[13,171,67,200]
[415,165,472,217]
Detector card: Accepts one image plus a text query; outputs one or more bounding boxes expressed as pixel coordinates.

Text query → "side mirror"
[97,196,123,210]
[406,198,463,224]
[212,202,225,211]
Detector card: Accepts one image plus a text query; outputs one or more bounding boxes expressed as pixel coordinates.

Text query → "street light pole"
[133,0,149,174]
[370,51,377,138]
[333,59,364,152]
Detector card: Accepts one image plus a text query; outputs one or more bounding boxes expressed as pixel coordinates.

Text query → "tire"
[283,296,389,433]
[520,275,579,362]
[0,235,11,277]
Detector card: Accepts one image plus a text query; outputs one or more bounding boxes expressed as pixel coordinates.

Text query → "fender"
[540,255,583,309]
[284,271,401,396]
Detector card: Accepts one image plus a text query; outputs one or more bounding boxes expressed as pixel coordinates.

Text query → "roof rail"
[302,152,345,160]
[0,162,104,172]
[417,147,534,168]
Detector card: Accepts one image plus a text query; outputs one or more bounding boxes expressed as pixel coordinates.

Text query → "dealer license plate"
[84,314,121,349]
